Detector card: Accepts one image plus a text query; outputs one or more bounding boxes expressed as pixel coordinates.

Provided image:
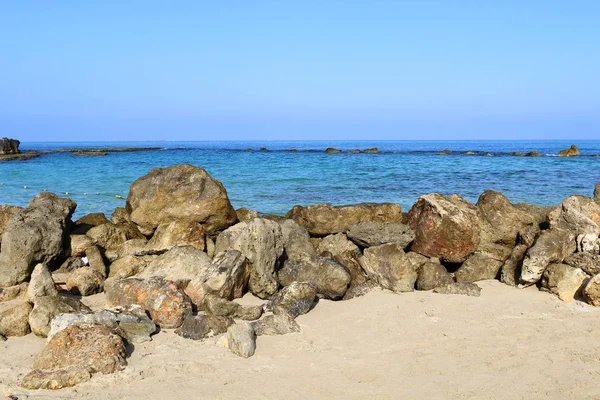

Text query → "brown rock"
[86,222,144,252]
[270,282,317,318]
[557,144,580,157]
[108,255,149,279]
[27,264,58,300]
[358,243,418,292]
[66,267,105,296]
[317,233,360,257]
[145,220,205,254]
[0,205,23,242]
[0,300,32,337]
[72,212,111,234]
[500,244,529,286]
[541,263,587,302]
[29,295,91,337]
[416,260,453,291]
[69,234,96,257]
[563,252,600,276]
[0,282,28,303]
[520,229,577,286]
[85,245,106,277]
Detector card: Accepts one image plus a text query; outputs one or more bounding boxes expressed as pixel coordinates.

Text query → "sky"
[1,1,599,141]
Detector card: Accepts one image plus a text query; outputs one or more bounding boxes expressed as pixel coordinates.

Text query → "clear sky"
[1,1,599,141]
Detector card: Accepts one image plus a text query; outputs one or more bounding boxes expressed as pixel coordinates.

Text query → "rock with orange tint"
[104,277,192,329]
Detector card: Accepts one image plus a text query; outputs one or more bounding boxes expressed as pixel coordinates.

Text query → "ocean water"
[1,140,599,219]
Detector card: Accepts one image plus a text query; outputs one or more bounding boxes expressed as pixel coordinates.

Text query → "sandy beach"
[3,280,600,400]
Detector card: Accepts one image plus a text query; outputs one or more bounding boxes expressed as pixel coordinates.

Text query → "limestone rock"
[236,208,259,223]
[29,295,91,337]
[563,252,600,276]
[27,264,57,301]
[583,274,600,306]
[145,220,205,254]
[0,300,32,337]
[0,192,76,287]
[270,282,318,318]
[85,245,106,277]
[280,219,316,258]
[316,233,360,257]
[407,194,480,263]
[227,323,256,358]
[252,313,301,336]
[557,144,580,157]
[359,243,418,292]
[416,260,453,291]
[548,195,600,236]
[111,207,130,224]
[0,282,28,303]
[541,263,587,302]
[455,253,504,283]
[0,205,23,242]
[433,282,482,297]
[72,213,111,235]
[126,164,237,235]
[577,233,600,254]
[500,244,529,286]
[108,255,149,279]
[21,325,127,389]
[86,222,144,252]
[346,221,415,248]
[174,312,233,340]
[204,295,263,321]
[106,238,148,261]
[215,218,284,299]
[66,267,105,296]
[520,229,577,286]
[286,203,403,236]
[69,234,95,257]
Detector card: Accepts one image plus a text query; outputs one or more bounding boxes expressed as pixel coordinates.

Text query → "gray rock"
[280,219,316,258]
[270,282,318,318]
[215,218,284,299]
[416,260,453,291]
[455,253,504,283]
[27,264,58,301]
[0,300,33,337]
[316,233,360,257]
[252,313,300,336]
[0,192,76,287]
[29,295,91,337]
[358,242,418,292]
[227,323,256,358]
[520,229,577,286]
[540,263,587,302]
[563,252,600,276]
[278,253,351,299]
[433,282,482,297]
[500,244,529,286]
[204,295,263,321]
[174,312,233,340]
[347,221,415,248]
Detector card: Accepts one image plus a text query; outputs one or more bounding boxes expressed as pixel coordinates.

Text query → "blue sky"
[1,1,599,141]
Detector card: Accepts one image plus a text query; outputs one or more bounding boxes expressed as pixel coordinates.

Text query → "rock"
[500,244,529,286]
[595,183,600,202]
[325,147,341,154]
[343,280,378,300]
[525,151,542,157]
[227,323,256,358]
[0,192,76,287]
[583,274,600,306]
[72,213,111,234]
[346,221,415,249]
[49,305,157,343]
[362,148,379,153]
[29,295,91,337]
[187,250,249,305]
[455,253,504,283]
[111,207,130,224]
[21,325,127,390]
[204,296,263,320]
[286,203,403,236]
[104,277,192,329]
[236,208,259,223]
[407,194,480,263]
[358,243,418,292]
[476,191,544,246]
[520,229,577,286]
[280,219,316,258]
[137,246,213,290]
[69,234,95,257]
[433,282,482,297]
[548,195,600,235]
[540,263,587,302]
[86,223,144,252]
[206,237,216,257]
[509,152,525,156]
[0,282,28,303]
[27,264,58,301]
[270,282,318,318]
[0,300,32,337]
[437,149,452,155]
[145,220,205,254]
[316,233,360,257]
[564,252,600,276]
[108,255,149,278]
[215,218,284,299]
[126,164,237,235]
[333,250,369,293]
[85,245,106,277]
[278,253,351,299]
[557,144,580,157]
[106,238,148,261]
[252,313,301,336]
[174,312,233,340]
[416,260,453,291]
[0,205,23,242]
[0,137,20,154]
[0,333,5,341]
[578,233,600,254]
[66,267,105,296]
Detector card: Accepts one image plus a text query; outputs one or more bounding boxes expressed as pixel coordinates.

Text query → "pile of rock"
[1,163,599,389]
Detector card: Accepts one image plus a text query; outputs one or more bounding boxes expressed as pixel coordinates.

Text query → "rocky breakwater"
[1,163,600,389]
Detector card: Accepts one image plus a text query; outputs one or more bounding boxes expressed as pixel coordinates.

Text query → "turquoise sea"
[1,140,599,219]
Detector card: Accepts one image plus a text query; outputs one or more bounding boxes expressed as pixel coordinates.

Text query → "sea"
[1,140,599,220]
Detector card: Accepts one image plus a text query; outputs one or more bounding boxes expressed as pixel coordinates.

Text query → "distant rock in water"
[0,137,20,154]
[558,145,580,157]
[325,148,341,154]
[362,148,379,154]
[437,150,451,155]
[465,151,476,155]
[509,152,525,157]
[525,151,542,157]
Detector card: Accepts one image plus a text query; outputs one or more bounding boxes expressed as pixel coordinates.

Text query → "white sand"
[3,280,600,400]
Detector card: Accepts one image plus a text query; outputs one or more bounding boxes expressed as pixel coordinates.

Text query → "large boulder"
[346,221,415,248]
[476,191,544,246]
[286,203,403,236]
[0,300,32,337]
[279,219,315,258]
[270,282,318,318]
[137,246,213,289]
[145,220,205,254]
[86,222,144,252]
[594,183,600,202]
[104,277,192,329]
[416,259,453,291]
[27,264,58,301]
[0,205,23,242]
[29,295,91,337]
[548,196,600,237]
[358,242,419,292]
[277,253,351,299]
[215,218,284,299]
[316,233,360,257]
[0,193,76,287]
[454,244,511,283]
[520,229,577,286]
[21,325,127,390]
[557,144,580,157]
[0,137,20,154]
[564,252,600,276]
[541,263,587,302]
[126,165,237,235]
[407,194,480,263]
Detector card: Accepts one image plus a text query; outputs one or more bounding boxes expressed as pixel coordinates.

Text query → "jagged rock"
[27,264,57,301]
[325,147,341,154]
[227,323,256,358]
[186,250,249,305]
[270,282,318,318]
[69,234,95,257]
[583,274,600,306]
[564,252,600,276]
[72,213,111,234]
[316,233,360,257]
[29,295,91,337]
[104,277,192,329]
[416,260,453,291]
[0,282,28,303]
[455,253,504,283]
[557,144,580,157]
[86,222,144,252]
[595,183,600,202]
[0,205,23,242]
[433,282,482,297]
[108,255,149,278]
[126,164,237,235]
[500,244,529,286]
[346,221,415,248]
[342,280,378,300]
[520,229,577,286]
[407,194,480,263]
[577,233,600,254]
[0,300,32,337]
[203,296,263,321]
[251,313,301,336]
[333,250,370,299]
[145,220,205,254]
[0,137,20,154]
[174,312,233,340]
[548,196,600,235]
[85,245,106,277]
[236,208,259,223]
[106,238,148,261]
[111,207,130,224]
[541,263,587,302]
[215,218,284,299]
[66,267,105,296]
[358,243,418,292]
[0,192,76,287]
[278,253,351,299]
[286,203,403,236]
[280,219,315,257]
[206,237,216,258]
[49,305,156,343]
[21,325,127,390]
